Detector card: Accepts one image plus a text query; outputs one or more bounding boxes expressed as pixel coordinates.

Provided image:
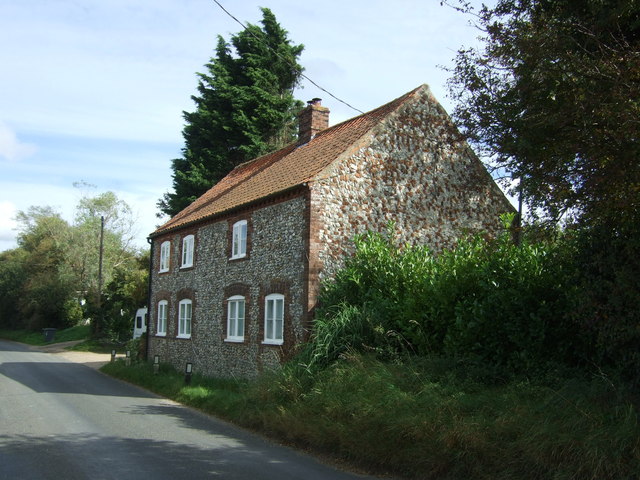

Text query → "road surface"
[0,339,377,480]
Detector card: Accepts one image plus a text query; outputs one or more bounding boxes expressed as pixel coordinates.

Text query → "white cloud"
[0,122,37,162]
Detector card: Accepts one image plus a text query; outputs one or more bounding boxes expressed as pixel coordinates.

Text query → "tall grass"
[103,356,639,480]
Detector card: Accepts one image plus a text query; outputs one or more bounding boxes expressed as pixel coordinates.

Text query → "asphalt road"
[0,339,377,480]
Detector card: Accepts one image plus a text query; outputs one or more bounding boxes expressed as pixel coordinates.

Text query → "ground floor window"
[264,293,284,345]
[226,295,245,341]
[157,300,167,336]
[178,299,192,338]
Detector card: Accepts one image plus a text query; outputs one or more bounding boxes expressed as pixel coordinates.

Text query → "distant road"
[0,339,376,480]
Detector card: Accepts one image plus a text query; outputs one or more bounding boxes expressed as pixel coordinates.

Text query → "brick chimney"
[297,98,329,144]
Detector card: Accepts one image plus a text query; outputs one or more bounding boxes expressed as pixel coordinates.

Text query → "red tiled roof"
[152,85,425,236]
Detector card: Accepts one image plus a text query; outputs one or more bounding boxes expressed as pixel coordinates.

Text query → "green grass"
[101,354,640,480]
[67,339,124,354]
[0,325,91,345]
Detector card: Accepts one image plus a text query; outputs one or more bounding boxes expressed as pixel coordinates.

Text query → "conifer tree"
[159,8,304,217]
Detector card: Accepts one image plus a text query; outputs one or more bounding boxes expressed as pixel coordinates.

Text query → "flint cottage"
[147,85,513,378]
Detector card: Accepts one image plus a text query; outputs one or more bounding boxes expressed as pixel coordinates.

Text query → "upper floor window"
[156,300,168,336]
[181,235,194,268]
[226,295,245,342]
[177,299,192,338]
[264,293,284,345]
[231,220,247,259]
[159,241,170,272]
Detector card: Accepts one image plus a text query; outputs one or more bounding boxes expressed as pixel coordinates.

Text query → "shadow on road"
[0,360,157,398]
[0,432,370,480]
[121,402,266,444]
[0,432,254,479]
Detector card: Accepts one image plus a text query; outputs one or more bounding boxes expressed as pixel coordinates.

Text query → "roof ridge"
[312,84,424,142]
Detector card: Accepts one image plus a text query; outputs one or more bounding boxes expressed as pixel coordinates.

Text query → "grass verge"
[101,354,640,479]
[0,325,91,346]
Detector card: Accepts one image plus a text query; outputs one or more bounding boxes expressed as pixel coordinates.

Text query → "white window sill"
[229,254,246,260]
[158,268,169,273]
[180,264,193,269]
[261,340,283,346]
[224,338,244,343]
[156,333,166,337]
[176,335,191,339]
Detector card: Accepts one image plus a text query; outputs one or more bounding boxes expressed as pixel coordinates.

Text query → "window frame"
[263,293,284,345]
[156,300,168,336]
[181,235,194,268]
[159,241,170,273]
[230,220,247,260]
[177,299,192,339]
[226,295,245,342]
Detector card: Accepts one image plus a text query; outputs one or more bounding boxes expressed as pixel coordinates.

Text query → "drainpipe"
[145,236,154,361]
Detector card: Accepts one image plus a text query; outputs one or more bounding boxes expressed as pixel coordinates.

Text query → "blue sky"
[0,0,492,252]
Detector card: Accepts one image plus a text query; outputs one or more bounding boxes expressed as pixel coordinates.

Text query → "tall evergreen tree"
[158,8,304,217]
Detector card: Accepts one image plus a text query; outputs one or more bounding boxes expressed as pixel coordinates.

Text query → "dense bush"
[310,220,637,376]
[568,215,640,384]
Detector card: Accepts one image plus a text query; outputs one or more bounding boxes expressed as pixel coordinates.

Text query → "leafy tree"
[100,251,149,342]
[446,0,640,226]
[0,248,28,329]
[0,189,145,334]
[68,186,138,301]
[68,187,142,338]
[11,207,75,329]
[159,7,304,217]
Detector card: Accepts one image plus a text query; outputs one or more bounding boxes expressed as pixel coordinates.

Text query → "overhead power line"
[211,0,364,114]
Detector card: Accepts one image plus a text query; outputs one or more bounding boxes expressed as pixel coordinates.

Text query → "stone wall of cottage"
[309,87,514,290]
[148,194,308,379]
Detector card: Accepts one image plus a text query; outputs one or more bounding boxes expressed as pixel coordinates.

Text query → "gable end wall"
[309,87,514,286]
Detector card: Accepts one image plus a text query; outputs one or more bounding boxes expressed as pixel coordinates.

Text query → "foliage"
[159,7,304,217]
[0,248,28,329]
[96,253,149,343]
[311,222,583,373]
[103,353,640,480]
[447,0,640,226]
[6,207,76,330]
[0,188,145,337]
[568,213,640,383]
[68,184,139,303]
